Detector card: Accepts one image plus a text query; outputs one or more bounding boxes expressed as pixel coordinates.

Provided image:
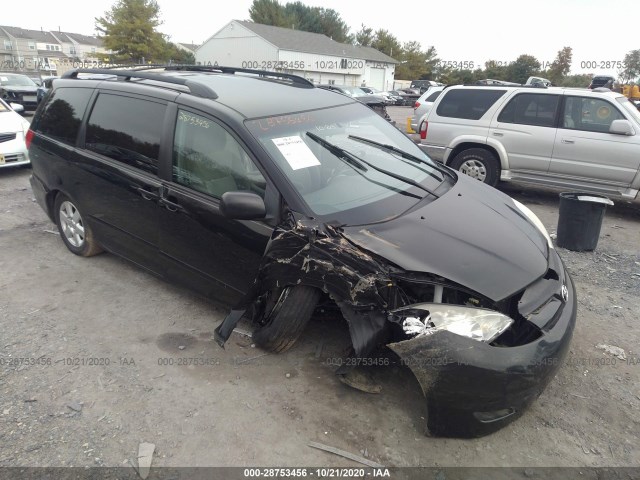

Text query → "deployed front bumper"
[389,268,577,438]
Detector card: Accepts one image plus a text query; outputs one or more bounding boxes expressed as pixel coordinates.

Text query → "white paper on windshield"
[272,136,321,170]
[0,77,8,82]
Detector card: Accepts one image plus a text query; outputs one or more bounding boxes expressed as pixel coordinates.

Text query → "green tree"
[249,0,352,43]
[547,47,572,84]
[354,24,374,47]
[249,0,289,27]
[95,0,166,63]
[483,60,509,81]
[557,74,592,88]
[395,42,438,80]
[506,54,541,84]
[371,29,401,58]
[619,49,640,83]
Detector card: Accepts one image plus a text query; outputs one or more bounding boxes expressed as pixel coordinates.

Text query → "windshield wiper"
[348,134,456,181]
[306,132,368,172]
[306,132,439,198]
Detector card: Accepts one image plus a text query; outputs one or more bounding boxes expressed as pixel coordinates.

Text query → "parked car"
[0,73,39,111]
[410,79,441,94]
[317,84,394,124]
[0,98,31,168]
[385,90,406,105]
[37,76,58,104]
[359,86,394,104]
[411,86,446,132]
[589,75,616,89]
[29,66,576,438]
[418,84,640,202]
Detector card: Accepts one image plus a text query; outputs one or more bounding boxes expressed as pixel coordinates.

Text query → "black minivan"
[28,66,576,438]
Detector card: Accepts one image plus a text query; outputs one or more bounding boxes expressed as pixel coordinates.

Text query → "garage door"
[369,68,385,90]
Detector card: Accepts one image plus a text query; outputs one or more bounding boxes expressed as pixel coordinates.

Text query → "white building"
[196,21,398,91]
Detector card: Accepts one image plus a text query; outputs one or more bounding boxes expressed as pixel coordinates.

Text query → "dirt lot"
[1,119,640,470]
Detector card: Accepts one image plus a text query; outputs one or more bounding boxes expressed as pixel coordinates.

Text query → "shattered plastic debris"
[402,317,429,336]
[595,344,626,360]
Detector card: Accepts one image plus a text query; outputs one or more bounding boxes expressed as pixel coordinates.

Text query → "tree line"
[249,0,640,85]
[94,0,640,85]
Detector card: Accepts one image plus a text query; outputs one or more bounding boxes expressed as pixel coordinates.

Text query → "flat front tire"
[54,194,103,257]
[253,286,321,353]
[450,148,500,187]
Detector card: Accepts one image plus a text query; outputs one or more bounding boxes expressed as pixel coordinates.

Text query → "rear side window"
[34,87,92,145]
[497,93,560,127]
[426,90,442,102]
[85,94,165,174]
[436,89,506,120]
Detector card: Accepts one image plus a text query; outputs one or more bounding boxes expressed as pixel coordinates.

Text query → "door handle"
[160,197,183,213]
[561,139,575,144]
[136,187,159,201]
[492,132,504,137]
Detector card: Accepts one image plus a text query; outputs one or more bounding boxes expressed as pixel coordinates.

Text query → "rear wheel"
[253,285,321,353]
[449,148,500,187]
[54,194,103,257]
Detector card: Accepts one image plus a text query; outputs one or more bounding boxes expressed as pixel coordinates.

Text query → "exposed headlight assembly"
[513,199,554,249]
[391,304,514,343]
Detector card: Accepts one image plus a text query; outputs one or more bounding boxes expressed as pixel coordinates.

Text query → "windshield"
[617,97,640,124]
[246,103,449,225]
[0,74,37,87]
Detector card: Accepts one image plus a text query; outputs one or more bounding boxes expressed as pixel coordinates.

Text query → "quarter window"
[498,93,560,127]
[436,89,506,120]
[562,97,624,133]
[172,110,266,198]
[34,87,92,145]
[85,94,165,174]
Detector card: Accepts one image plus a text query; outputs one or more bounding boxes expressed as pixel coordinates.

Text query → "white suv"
[419,85,640,201]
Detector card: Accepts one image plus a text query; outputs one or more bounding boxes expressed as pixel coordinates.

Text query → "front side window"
[436,89,506,120]
[173,110,266,199]
[497,93,560,127]
[85,94,165,174]
[562,96,624,133]
[34,87,92,145]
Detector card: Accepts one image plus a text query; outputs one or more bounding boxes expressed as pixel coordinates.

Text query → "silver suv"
[419,85,640,201]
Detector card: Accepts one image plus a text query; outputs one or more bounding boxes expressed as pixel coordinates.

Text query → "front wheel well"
[447,143,501,168]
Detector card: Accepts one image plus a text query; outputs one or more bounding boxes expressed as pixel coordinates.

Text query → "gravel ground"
[1,151,639,471]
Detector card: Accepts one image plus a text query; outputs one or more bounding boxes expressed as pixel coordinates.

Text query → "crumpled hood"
[342,175,549,301]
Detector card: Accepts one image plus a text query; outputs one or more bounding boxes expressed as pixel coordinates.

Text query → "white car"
[411,86,446,131]
[0,99,30,168]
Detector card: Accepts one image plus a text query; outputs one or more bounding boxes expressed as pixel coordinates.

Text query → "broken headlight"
[391,304,513,343]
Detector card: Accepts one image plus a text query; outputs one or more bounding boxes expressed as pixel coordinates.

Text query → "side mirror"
[220,191,266,220]
[609,119,635,136]
[10,103,24,113]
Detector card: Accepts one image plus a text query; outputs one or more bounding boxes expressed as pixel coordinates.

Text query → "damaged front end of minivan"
[214,195,577,438]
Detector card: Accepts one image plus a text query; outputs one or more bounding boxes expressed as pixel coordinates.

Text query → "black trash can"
[556,193,614,251]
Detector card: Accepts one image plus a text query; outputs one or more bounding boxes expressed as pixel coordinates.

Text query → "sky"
[3,0,636,77]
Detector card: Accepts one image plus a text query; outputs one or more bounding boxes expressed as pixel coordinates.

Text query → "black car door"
[78,91,170,274]
[158,107,276,304]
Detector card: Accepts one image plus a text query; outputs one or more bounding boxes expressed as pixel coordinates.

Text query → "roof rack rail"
[61,68,219,100]
[461,83,548,89]
[165,65,314,88]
